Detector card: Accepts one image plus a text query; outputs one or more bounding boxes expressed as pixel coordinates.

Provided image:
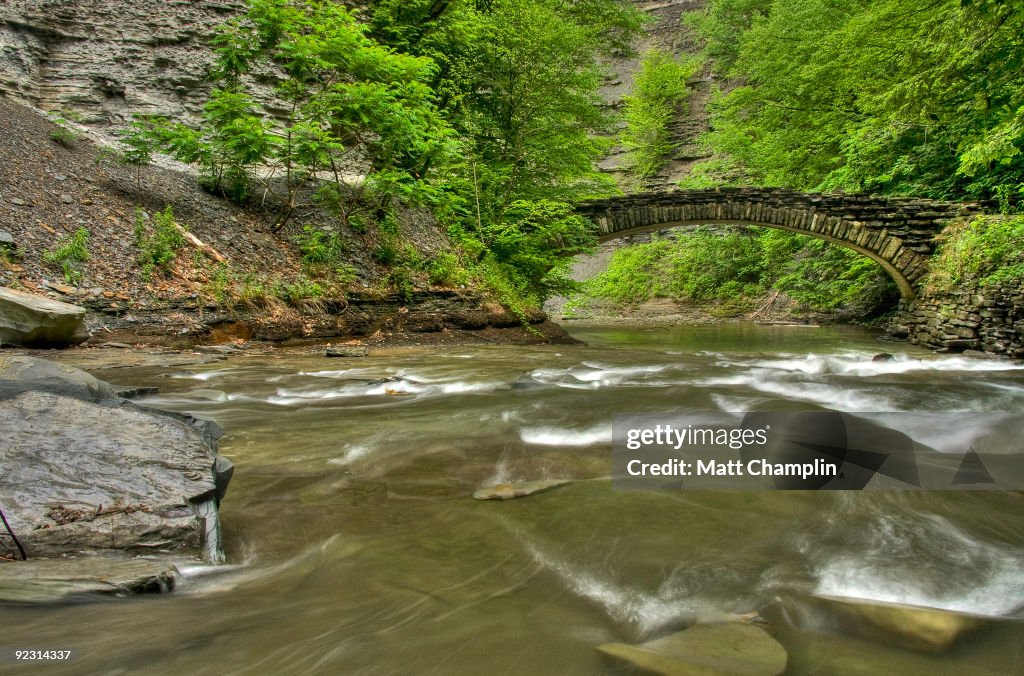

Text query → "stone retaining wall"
[891,278,1024,357]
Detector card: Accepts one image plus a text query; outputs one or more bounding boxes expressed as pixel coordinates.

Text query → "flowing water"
[5,324,1024,674]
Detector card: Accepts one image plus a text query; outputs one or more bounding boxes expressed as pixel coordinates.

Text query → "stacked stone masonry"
[576,188,982,300]
[576,188,1024,358]
[892,279,1024,358]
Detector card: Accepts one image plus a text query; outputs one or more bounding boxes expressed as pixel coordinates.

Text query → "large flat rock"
[473,479,573,500]
[0,286,89,347]
[597,622,788,675]
[0,558,177,604]
[0,356,230,568]
[770,593,991,653]
[0,391,223,560]
[0,357,231,601]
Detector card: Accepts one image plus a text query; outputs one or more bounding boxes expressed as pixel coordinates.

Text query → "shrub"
[134,206,186,280]
[386,267,416,303]
[293,225,346,266]
[48,113,80,149]
[277,277,325,305]
[580,226,897,318]
[42,227,89,285]
[427,252,470,287]
[621,50,698,184]
[334,264,358,287]
[202,263,233,305]
[927,215,1024,290]
[373,236,401,265]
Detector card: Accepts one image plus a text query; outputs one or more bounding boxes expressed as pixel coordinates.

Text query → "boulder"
[597,622,788,675]
[0,353,117,401]
[473,479,573,500]
[0,357,230,568]
[0,286,89,347]
[0,392,225,562]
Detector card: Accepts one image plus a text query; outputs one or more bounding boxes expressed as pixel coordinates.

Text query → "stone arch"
[575,189,983,301]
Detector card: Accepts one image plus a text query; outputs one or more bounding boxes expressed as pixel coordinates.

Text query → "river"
[5,324,1024,674]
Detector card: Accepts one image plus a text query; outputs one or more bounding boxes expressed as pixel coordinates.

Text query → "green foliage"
[682,0,770,73]
[480,199,596,299]
[199,261,332,309]
[42,227,90,285]
[762,231,898,312]
[119,120,158,192]
[372,236,401,266]
[928,216,1024,290]
[134,206,186,280]
[621,50,697,184]
[47,113,80,148]
[584,229,763,306]
[676,157,750,190]
[689,0,1024,202]
[474,257,540,327]
[276,277,325,305]
[334,263,358,287]
[232,272,279,307]
[130,0,456,228]
[386,266,416,303]
[369,0,643,307]
[124,0,646,310]
[427,251,469,287]
[347,213,370,234]
[203,263,233,305]
[293,225,346,265]
[580,228,897,318]
[580,239,673,305]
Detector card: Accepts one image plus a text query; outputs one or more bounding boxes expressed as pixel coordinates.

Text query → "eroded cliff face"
[0,0,244,126]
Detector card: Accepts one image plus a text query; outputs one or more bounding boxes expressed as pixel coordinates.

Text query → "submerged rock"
[473,479,573,500]
[0,286,89,347]
[326,346,368,358]
[597,622,788,675]
[0,558,177,604]
[0,356,231,575]
[770,593,990,653]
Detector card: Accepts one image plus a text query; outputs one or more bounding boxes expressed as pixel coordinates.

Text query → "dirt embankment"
[0,97,576,348]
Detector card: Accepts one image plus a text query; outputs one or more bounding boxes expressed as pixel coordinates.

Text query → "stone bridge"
[575,188,983,299]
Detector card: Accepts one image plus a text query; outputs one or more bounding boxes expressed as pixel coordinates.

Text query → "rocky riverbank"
[0,94,580,350]
[78,289,580,348]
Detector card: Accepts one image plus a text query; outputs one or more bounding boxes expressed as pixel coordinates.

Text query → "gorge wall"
[0,0,243,126]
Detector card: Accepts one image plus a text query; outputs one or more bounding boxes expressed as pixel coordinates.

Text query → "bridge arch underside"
[594,217,928,300]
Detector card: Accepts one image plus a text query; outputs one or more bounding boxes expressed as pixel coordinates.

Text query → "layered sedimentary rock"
[0,356,232,565]
[0,0,244,126]
[0,286,90,347]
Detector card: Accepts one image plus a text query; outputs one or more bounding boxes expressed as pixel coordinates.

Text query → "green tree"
[132,0,456,229]
[372,0,642,301]
[688,0,1024,203]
